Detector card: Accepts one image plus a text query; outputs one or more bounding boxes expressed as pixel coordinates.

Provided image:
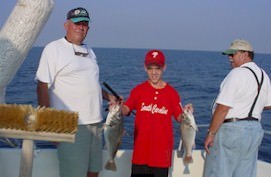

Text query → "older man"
[203,39,271,177]
[36,7,115,177]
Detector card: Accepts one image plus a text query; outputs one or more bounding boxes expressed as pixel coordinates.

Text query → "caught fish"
[103,104,124,171]
[178,108,198,165]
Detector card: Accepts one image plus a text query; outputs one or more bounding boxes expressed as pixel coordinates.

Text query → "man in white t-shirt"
[203,39,271,177]
[36,7,116,177]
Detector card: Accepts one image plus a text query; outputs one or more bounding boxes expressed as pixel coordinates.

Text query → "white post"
[0,0,54,103]
[19,139,34,177]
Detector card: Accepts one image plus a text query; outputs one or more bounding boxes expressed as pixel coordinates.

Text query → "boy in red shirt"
[122,49,192,177]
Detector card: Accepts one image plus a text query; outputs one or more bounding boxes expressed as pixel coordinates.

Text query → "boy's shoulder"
[132,81,149,90]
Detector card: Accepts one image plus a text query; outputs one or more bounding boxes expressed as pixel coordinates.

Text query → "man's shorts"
[58,122,103,177]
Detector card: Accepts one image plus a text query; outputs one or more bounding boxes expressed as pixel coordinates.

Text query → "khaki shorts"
[58,123,103,177]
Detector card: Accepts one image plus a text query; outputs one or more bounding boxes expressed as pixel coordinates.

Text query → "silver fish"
[103,104,124,171]
[179,109,198,165]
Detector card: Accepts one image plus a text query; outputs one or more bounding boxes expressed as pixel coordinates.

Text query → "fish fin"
[105,160,117,171]
[177,149,183,158]
[112,144,120,158]
[177,138,183,158]
[193,125,198,131]
[112,137,122,157]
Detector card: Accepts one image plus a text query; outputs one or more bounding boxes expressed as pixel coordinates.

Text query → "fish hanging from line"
[103,104,124,171]
[178,108,198,173]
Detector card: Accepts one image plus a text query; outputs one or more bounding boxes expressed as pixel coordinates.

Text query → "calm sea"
[3,47,271,162]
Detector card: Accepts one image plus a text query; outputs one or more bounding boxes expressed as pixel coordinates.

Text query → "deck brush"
[0,104,31,130]
[0,104,78,134]
[35,106,78,134]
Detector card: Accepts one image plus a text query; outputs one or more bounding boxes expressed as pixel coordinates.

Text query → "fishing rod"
[103,82,121,101]
[103,82,136,116]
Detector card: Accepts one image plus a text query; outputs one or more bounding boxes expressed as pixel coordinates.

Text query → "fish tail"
[105,160,117,171]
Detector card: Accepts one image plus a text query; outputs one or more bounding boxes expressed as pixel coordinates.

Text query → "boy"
[122,49,192,177]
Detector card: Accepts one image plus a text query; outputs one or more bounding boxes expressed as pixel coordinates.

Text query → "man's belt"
[223,117,259,123]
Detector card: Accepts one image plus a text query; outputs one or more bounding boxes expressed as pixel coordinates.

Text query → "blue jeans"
[203,121,264,177]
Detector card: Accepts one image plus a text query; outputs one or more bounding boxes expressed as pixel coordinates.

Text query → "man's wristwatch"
[207,129,216,136]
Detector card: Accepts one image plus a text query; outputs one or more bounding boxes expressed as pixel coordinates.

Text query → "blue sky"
[1,0,271,54]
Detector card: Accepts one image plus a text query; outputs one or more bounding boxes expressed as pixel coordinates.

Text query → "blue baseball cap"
[67,7,91,23]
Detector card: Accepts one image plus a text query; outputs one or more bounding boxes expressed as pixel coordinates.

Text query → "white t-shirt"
[214,62,271,120]
[36,38,103,124]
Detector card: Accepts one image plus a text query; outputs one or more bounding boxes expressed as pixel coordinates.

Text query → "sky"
[1,0,271,54]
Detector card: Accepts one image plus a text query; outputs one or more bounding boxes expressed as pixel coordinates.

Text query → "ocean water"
[3,47,271,162]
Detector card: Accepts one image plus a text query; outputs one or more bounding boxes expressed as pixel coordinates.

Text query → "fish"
[103,104,124,171]
[178,108,198,165]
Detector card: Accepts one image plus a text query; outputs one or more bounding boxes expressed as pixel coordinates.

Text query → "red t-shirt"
[125,81,183,167]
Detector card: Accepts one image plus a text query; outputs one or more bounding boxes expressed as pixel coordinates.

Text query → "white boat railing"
[1,124,271,148]
[0,124,270,177]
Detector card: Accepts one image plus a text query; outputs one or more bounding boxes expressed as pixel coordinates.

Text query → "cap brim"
[70,17,90,23]
[222,49,237,55]
[145,62,164,67]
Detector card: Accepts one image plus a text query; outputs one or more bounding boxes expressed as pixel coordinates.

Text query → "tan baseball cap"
[222,39,253,55]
